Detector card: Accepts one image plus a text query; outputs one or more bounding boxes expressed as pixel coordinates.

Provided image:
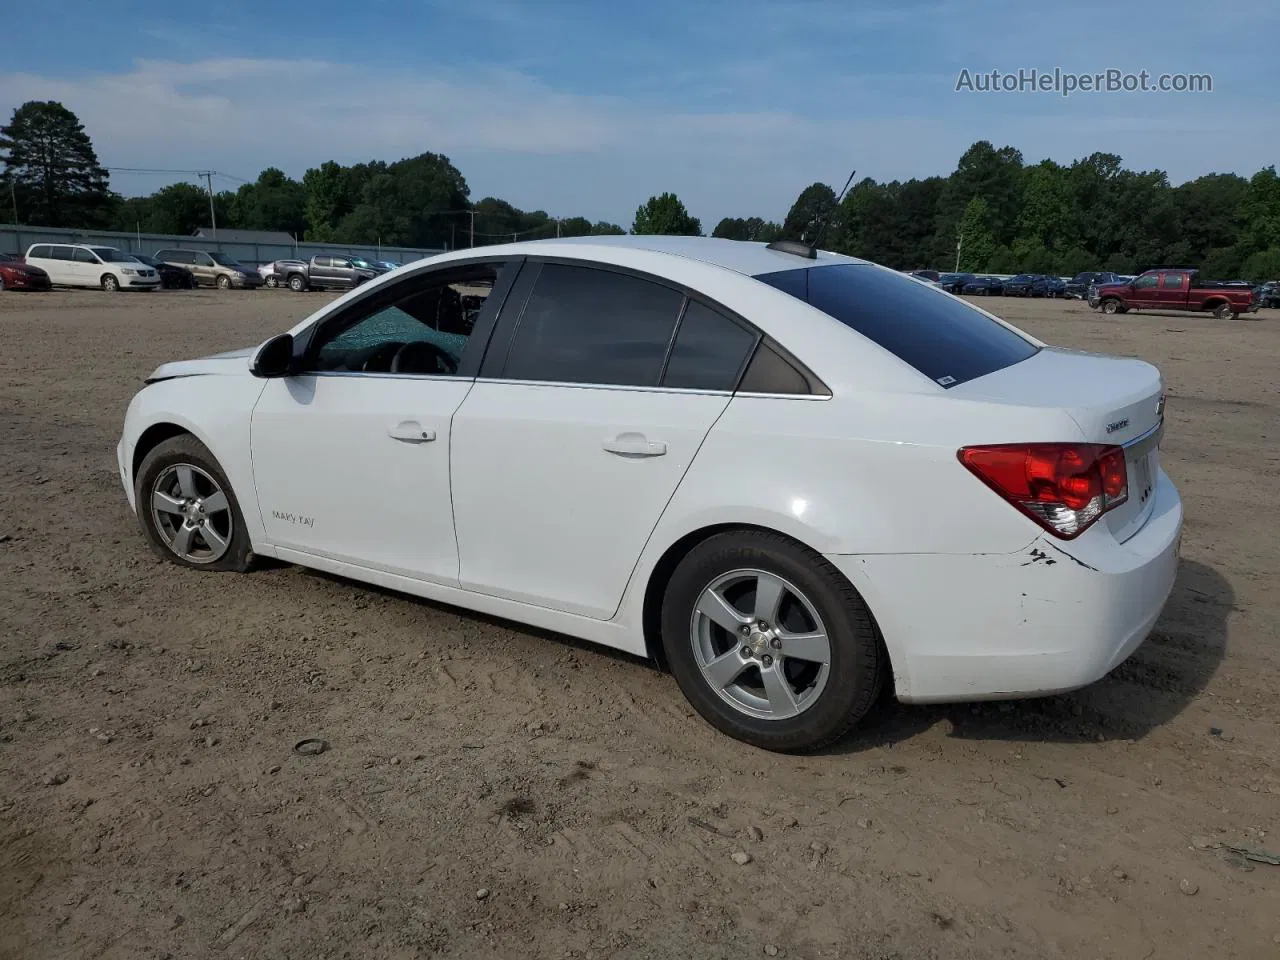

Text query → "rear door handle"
[602,433,667,458]
[388,420,436,443]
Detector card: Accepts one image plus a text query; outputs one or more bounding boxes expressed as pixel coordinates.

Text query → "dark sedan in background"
[961,275,1005,295]
[131,254,195,289]
[0,252,52,291]
[936,272,975,294]
[1065,271,1121,299]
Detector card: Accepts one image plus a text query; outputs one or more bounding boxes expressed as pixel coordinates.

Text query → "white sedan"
[117,236,1183,752]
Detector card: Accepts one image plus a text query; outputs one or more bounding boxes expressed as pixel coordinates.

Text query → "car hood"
[145,346,256,382]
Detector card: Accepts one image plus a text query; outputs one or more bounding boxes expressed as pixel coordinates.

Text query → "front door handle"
[602,433,667,458]
[388,420,435,443]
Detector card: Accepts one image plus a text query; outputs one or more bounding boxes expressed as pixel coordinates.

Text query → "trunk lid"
[951,347,1165,542]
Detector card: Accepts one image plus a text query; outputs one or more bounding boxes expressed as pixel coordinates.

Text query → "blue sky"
[4,0,1277,228]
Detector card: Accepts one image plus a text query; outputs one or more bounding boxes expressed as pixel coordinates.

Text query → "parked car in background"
[375,260,402,272]
[24,243,160,291]
[961,275,1005,296]
[0,251,52,291]
[348,256,390,275]
[272,255,380,292]
[131,253,195,290]
[116,234,1181,752]
[1258,281,1280,308]
[909,269,941,282]
[1042,276,1067,297]
[1092,268,1260,320]
[1065,271,1120,299]
[259,262,282,287]
[936,272,974,294]
[153,249,263,290]
[1002,274,1043,297]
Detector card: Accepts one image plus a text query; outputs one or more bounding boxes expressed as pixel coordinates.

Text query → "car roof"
[497,235,867,278]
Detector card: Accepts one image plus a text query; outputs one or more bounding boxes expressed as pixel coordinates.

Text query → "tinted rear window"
[755,263,1039,387]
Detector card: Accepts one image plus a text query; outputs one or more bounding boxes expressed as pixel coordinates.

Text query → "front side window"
[306,263,501,376]
[89,247,127,262]
[502,264,684,387]
[756,263,1038,388]
[1133,275,1158,289]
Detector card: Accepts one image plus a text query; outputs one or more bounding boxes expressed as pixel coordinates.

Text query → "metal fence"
[0,223,445,267]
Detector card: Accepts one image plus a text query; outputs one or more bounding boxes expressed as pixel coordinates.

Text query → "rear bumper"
[827,468,1183,703]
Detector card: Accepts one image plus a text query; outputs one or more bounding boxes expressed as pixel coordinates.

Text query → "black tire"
[288,274,307,292]
[134,434,254,572]
[216,274,232,290]
[265,275,279,288]
[661,530,885,753]
[1101,298,1121,315]
[102,274,120,292]
[1211,302,1235,321]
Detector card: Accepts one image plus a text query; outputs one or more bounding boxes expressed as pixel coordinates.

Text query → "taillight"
[958,443,1128,539]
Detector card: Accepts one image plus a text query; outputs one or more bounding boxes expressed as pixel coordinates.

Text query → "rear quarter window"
[755,263,1039,388]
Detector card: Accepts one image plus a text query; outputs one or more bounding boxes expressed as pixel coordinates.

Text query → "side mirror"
[251,333,296,378]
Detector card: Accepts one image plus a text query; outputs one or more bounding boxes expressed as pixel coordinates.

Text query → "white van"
[23,243,161,292]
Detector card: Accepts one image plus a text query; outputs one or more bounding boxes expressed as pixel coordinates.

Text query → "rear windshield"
[755,263,1039,387]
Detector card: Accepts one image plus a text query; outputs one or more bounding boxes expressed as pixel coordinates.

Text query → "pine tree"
[0,101,113,227]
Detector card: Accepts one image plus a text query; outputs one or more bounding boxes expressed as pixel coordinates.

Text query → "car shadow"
[821,558,1232,753]
[287,558,1230,753]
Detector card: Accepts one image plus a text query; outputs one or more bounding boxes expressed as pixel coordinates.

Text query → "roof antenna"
[766,169,856,260]
[806,168,856,251]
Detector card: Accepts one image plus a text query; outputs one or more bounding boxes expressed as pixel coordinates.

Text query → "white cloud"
[1,55,1276,229]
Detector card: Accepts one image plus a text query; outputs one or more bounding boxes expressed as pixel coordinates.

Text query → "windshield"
[214,256,245,268]
[90,247,130,263]
[755,263,1039,388]
[132,255,156,266]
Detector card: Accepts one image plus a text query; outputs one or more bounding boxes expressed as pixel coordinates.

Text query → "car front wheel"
[661,530,885,753]
[135,435,253,572]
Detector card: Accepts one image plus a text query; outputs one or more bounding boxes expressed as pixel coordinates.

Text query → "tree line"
[3,100,1279,279]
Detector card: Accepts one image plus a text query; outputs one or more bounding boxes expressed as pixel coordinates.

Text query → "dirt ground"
[0,287,1277,960]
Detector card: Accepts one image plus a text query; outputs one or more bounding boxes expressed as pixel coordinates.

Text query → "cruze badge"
[1106,418,1130,434]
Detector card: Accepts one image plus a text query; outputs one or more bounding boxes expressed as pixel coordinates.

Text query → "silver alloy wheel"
[690,568,832,721]
[150,463,234,564]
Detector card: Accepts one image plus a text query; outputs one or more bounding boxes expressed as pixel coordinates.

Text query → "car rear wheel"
[288,274,307,292]
[135,435,253,572]
[101,274,120,292]
[661,531,885,753]
[1211,302,1236,321]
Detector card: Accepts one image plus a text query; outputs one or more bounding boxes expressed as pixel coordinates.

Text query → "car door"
[72,247,102,286]
[1156,272,1187,308]
[450,260,760,620]
[1129,273,1159,307]
[308,256,334,287]
[250,257,519,584]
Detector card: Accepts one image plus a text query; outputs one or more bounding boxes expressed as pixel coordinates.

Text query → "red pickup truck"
[1091,268,1259,320]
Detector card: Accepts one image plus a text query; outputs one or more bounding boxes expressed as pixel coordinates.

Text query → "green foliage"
[1,100,113,227]
[956,197,996,272]
[986,246,1019,274]
[712,216,781,241]
[232,168,306,237]
[632,192,701,236]
[6,98,1277,274]
[1240,247,1280,281]
[781,183,837,242]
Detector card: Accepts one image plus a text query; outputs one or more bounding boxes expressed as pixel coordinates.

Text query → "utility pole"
[468,210,475,248]
[954,229,964,273]
[200,171,217,240]
[8,180,18,224]
[555,217,561,239]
